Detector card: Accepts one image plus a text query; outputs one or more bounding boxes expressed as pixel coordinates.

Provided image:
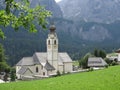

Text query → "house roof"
[88,57,107,67]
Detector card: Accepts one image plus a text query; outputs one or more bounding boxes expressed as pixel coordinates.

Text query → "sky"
[55,0,62,3]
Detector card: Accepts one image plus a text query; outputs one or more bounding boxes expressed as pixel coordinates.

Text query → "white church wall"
[64,62,73,73]
[16,66,21,74]
[58,65,64,73]
[41,68,48,76]
[16,74,20,79]
[16,73,21,79]
[27,66,35,74]
[23,69,33,76]
[16,66,22,79]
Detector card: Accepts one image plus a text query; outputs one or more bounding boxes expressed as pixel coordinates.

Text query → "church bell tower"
[47,24,58,71]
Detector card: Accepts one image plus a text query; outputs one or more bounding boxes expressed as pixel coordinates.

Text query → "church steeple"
[47,23,58,72]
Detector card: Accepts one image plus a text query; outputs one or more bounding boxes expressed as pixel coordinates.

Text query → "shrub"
[56,71,61,76]
[10,68,16,81]
[111,61,119,66]
[88,67,94,72]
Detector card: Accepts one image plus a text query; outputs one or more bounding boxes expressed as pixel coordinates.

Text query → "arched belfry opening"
[54,40,56,45]
[48,40,50,45]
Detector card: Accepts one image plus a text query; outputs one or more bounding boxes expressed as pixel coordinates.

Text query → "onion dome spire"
[49,22,56,33]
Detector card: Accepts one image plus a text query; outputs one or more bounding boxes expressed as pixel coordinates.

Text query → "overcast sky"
[55,0,62,3]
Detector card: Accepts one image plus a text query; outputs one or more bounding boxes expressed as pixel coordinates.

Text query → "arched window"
[54,40,56,45]
[43,72,45,76]
[36,67,38,73]
[48,40,50,45]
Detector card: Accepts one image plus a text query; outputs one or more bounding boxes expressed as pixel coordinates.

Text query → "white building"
[106,49,120,62]
[16,24,73,80]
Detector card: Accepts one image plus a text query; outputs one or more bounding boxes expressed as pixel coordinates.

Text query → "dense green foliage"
[0,0,51,65]
[0,44,9,72]
[10,68,16,81]
[93,49,106,59]
[0,0,51,39]
[79,53,93,68]
[0,66,120,90]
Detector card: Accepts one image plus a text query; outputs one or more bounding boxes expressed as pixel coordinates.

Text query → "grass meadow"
[0,66,120,90]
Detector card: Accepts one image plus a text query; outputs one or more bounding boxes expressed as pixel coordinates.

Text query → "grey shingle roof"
[44,61,55,71]
[88,57,107,67]
[34,53,47,63]
[59,53,73,63]
[17,66,33,75]
[16,57,34,66]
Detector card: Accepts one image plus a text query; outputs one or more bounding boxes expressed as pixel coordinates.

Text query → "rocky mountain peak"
[59,0,120,23]
[30,0,63,18]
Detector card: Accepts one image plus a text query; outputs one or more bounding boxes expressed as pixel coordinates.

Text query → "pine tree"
[0,44,9,72]
[94,49,99,57]
[99,50,106,59]
[10,68,16,81]
[79,53,93,69]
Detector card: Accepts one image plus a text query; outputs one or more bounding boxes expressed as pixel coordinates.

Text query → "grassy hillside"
[0,66,120,90]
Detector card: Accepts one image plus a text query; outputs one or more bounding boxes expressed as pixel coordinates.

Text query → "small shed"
[88,57,107,68]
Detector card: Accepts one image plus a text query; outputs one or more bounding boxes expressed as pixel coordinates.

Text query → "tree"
[56,70,61,76]
[93,49,99,57]
[99,50,106,59]
[0,44,9,72]
[79,53,93,69]
[10,68,16,81]
[0,0,51,39]
[93,49,106,59]
[104,58,112,65]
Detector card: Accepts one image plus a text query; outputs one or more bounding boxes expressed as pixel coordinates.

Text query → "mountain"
[30,0,63,18]
[59,0,120,23]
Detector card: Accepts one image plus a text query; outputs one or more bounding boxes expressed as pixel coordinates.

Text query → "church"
[16,24,73,80]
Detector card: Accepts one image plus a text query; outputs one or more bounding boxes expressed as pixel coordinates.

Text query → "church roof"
[44,61,55,71]
[17,66,33,75]
[16,52,72,69]
[33,53,47,63]
[16,57,35,66]
[59,53,73,63]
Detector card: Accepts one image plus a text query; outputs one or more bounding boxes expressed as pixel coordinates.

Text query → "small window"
[54,40,56,45]
[48,40,50,45]
[43,72,45,76]
[36,67,38,73]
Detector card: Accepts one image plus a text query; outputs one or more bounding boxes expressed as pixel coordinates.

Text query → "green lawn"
[0,66,120,90]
